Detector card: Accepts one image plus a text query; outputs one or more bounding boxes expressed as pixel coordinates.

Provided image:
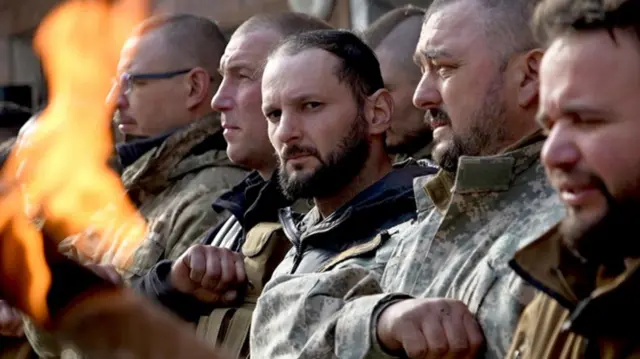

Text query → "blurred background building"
[0,0,432,118]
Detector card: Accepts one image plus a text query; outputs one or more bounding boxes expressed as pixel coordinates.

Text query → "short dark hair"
[362,5,427,49]
[532,0,640,45]
[135,14,227,82]
[270,29,384,106]
[236,12,333,39]
[426,0,539,60]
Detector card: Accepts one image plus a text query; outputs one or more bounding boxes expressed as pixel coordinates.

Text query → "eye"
[434,63,455,77]
[266,109,282,122]
[303,102,322,110]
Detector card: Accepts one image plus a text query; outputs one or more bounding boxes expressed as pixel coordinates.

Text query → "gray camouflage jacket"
[249,132,565,359]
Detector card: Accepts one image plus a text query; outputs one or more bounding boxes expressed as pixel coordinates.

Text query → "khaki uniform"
[250,131,566,359]
[25,113,247,358]
[507,226,640,359]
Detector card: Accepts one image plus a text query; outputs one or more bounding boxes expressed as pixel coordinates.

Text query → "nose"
[412,72,442,111]
[106,81,128,110]
[271,111,302,147]
[211,78,233,112]
[541,120,581,172]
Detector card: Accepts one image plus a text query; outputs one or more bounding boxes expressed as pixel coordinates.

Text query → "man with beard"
[506,0,640,358]
[249,29,436,357]
[249,1,565,358]
[362,5,434,162]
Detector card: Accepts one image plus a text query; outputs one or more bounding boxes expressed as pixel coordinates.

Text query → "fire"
[0,0,147,324]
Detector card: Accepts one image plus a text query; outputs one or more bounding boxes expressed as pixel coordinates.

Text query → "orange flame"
[0,0,147,323]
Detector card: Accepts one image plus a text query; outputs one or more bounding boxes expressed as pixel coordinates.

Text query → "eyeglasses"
[113,68,193,95]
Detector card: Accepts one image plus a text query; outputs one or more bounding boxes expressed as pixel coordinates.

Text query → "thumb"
[170,257,195,292]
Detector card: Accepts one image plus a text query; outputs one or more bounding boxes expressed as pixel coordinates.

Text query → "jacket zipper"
[290,242,304,274]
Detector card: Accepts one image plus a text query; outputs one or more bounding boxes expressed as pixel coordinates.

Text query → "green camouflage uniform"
[25,113,247,358]
[250,131,565,359]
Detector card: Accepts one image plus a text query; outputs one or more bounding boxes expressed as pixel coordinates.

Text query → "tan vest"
[195,223,291,358]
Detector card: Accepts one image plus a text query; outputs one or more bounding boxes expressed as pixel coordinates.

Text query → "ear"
[365,88,393,136]
[515,49,544,109]
[185,67,211,110]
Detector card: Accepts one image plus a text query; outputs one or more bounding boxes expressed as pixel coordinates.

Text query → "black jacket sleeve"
[131,260,214,323]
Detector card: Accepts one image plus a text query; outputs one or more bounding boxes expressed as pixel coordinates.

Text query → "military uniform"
[250,161,437,358]
[25,113,247,358]
[506,225,640,359]
[250,131,565,359]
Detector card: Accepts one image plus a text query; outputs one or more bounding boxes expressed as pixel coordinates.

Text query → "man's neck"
[314,153,392,218]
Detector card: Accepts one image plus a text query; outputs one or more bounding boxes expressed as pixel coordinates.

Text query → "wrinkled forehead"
[417,1,486,55]
[220,30,281,71]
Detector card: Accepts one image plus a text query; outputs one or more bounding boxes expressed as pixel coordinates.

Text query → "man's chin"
[560,200,640,263]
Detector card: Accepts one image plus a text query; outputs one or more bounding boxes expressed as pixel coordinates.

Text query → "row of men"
[2,0,639,358]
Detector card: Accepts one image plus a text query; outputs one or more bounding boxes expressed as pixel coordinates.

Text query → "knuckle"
[430,343,449,356]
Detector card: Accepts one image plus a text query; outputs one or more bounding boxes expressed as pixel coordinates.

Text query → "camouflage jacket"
[25,113,247,358]
[64,113,247,278]
[250,161,437,358]
[249,132,565,359]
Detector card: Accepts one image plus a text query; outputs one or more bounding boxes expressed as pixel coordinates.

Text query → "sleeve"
[130,260,214,323]
[250,267,412,359]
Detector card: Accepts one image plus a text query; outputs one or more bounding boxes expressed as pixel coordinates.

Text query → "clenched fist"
[0,300,23,337]
[170,245,246,304]
[376,298,484,359]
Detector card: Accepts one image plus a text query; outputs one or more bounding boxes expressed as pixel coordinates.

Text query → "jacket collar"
[511,224,640,338]
[121,113,233,199]
[212,170,296,231]
[279,161,437,249]
[116,131,174,168]
[421,130,546,213]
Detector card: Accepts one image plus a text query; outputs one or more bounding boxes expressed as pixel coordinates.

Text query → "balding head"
[234,12,332,41]
[110,14,226,137]
[135,14,227,85]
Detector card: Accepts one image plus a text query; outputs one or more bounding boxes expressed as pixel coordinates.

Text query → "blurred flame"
[0,0,147,323]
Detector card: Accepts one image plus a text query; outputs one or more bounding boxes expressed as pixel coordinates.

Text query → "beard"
[385,126,433,156]
[560,174,640,265]
[278,115,370,200]
[429,73,508,173]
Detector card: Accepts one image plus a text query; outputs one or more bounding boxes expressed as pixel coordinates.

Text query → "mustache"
[426,108,451,127]
[552,170,614,201]
[280,144,320,161]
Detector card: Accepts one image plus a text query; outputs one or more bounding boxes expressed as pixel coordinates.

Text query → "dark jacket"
[507,225,640,359]
[133,170,308,321]
[273,161,437,276]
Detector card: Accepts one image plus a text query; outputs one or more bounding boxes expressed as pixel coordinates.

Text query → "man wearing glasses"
[22,14,247,359]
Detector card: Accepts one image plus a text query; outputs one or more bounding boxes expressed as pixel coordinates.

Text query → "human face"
[262,49,370,200]
[108,32,191,137]
[412,2,508,171]
[539,30,640,250]
[376,47,431,155]
[212,30,280,173]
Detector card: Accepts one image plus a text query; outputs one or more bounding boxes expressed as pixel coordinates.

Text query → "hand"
[170,245,246,304]
[0,300,24,337]
[376,298,484,359]
[85,263,123,285]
